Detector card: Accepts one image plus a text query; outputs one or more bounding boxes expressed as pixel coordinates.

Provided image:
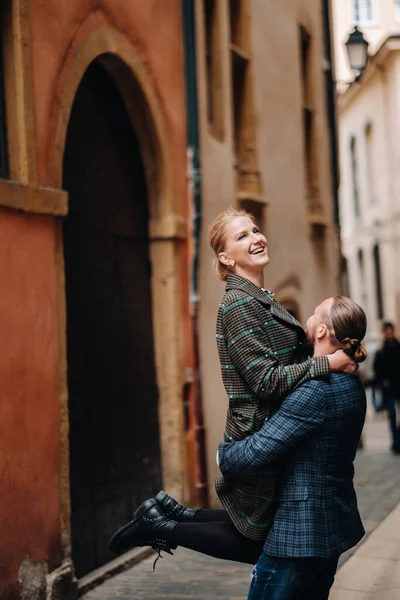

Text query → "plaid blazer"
[215,274,330,540]
[219,373,366,557]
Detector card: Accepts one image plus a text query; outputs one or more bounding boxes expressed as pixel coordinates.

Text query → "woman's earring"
[231,261,235,267]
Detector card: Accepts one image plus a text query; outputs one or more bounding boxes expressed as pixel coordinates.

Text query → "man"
[218,296,367,600]
[373,322,400,453]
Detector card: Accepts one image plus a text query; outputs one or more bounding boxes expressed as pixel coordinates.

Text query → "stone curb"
[77,547,154,597]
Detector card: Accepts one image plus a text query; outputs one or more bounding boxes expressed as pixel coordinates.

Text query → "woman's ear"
[218,252,233,267]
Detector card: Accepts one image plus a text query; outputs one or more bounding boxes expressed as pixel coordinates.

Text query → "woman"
[108,207,353,565]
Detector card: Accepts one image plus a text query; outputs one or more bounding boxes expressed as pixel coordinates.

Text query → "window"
[365,123,375,204]
[396,0,400,21]
[229,0,264,204]
[352,0,375,25]
[229,0,251,160]
[204,0,224,139]
[0,6,8,178]
[300,26,320,212]
[341,256,350,297]
[357,249,368,309]
[373,244,384,319]
[350,136,360,218]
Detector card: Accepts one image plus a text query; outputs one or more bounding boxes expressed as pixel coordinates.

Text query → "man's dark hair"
[382,322,394,331]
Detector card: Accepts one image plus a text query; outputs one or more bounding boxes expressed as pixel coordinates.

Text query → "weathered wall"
[196,0,340,505]
[0,209,61,599]
[0,0,189,596]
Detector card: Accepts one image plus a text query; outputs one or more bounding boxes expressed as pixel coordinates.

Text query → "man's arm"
[218,379,327,476]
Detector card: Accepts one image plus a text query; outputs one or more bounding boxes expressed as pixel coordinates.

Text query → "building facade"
[196,0,341,506]
[0,0,341,597]
[0,0,192,597]
[333,0,400,363]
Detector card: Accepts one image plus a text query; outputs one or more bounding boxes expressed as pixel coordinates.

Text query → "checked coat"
[219,373,366,558]
[215,274,330,540]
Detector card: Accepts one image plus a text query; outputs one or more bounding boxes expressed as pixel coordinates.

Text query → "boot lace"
[151,541,174,571]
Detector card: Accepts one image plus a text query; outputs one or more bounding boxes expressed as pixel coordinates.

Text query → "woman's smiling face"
[218,216,269,276]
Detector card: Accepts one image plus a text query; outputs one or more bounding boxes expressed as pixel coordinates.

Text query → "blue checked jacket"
[215,274,330,540]
[219,373,366,558]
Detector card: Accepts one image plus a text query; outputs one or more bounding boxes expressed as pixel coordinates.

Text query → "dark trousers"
[379,387,400,446]
[248,552,339,600]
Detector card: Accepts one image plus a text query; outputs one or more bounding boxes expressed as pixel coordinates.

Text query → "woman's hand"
[327,350,358,374]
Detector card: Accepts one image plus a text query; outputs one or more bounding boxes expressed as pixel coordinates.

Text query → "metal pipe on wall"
[182,0,209,507]
[322,0,340,228]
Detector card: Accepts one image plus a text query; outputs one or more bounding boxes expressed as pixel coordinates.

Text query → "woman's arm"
[222,295,329,404]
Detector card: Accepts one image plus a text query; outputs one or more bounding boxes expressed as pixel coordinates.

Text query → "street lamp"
[345,26,369,77]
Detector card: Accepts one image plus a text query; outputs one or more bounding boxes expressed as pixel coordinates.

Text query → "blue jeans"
[248,552,339,600]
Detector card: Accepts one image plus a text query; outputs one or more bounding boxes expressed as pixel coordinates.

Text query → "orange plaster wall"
[0,3,190,595]
[28,0,188,216]
[0,208,61,597]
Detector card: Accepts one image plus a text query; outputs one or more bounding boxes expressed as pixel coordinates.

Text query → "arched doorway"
[62,60,162,577]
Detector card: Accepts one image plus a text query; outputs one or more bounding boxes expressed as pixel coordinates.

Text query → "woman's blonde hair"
[208,207,255,280]
[326,296,368,363]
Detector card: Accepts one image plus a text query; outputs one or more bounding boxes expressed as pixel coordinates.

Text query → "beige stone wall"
[196,0,340,505]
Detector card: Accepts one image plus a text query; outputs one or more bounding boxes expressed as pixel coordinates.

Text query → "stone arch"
[51,26,187,558]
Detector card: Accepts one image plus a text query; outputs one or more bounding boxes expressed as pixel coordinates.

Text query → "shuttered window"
[352,0,375,25]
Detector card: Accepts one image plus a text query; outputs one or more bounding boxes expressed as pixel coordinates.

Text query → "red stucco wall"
[1,1,188,596]
[0,209,61,598]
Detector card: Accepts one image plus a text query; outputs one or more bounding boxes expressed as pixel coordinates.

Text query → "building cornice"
[338,35,400,112]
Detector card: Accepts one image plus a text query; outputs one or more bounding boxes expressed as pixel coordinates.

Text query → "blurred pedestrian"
[373,322,400,454]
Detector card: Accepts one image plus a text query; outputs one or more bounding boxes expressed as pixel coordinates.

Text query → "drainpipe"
[322,0,343,293]
[182,0,209,507]
[322,0,340,228]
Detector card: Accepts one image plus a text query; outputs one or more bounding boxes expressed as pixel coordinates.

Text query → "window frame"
[373,244,384,320]
[299,25,320,210]
[350,136,360,219]
[351,0,376,27]
[395,0,400,22]
[203,0,225,141]
[364,122,375,204]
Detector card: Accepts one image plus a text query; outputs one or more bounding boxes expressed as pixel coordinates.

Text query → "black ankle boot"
[108,498,178,555]
[155,491,198,522]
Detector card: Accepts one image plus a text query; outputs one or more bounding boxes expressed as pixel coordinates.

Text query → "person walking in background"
[373,322,400,454]
[108,207,354,563]
[219,296,367,600]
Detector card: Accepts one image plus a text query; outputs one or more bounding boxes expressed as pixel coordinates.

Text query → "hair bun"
[341,337,367,363]
[341,337,360,350]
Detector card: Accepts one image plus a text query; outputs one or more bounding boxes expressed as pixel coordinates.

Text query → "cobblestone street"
[82,408,400,600]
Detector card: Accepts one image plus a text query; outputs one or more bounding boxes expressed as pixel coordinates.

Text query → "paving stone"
[333,556,391,593]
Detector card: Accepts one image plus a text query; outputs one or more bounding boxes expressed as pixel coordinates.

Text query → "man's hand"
[327,349,358,374]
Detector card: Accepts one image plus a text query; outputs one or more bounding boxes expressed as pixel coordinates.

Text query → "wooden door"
[63,61,161,577]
